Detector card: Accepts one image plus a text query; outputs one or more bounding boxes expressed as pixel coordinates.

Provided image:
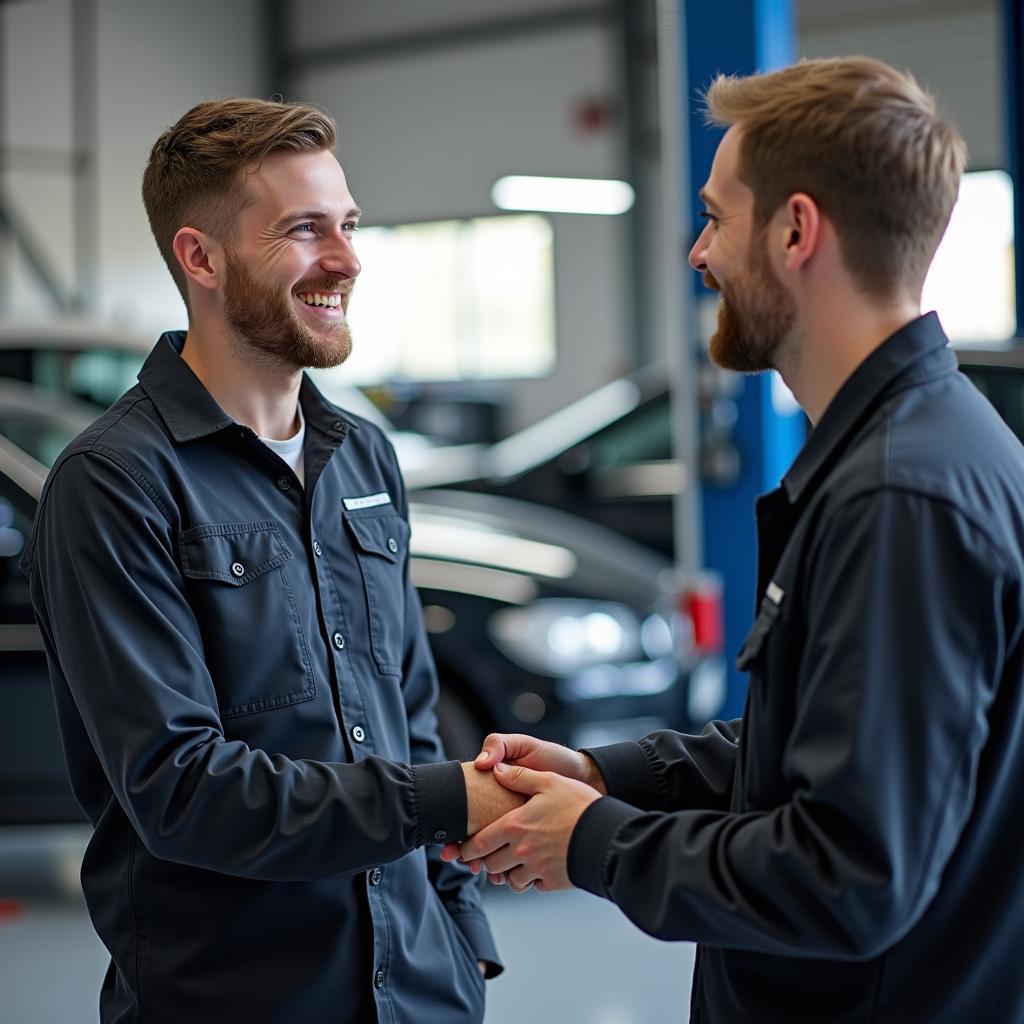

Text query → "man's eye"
[293,222,316,234]
[343,222,360,233]
[698,211,718,226]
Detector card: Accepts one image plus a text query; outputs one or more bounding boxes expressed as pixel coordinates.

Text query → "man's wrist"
[580,752,608,796]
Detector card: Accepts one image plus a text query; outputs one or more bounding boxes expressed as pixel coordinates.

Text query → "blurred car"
[0,320,150,411]
[449,366,687,558]
[0,375,708,825]
[955,344,1024,439]
[0,319,485,490]
[446,345,1024,559]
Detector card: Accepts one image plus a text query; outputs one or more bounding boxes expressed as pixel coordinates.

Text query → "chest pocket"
[344,509,411,676]
[179,521,316,717]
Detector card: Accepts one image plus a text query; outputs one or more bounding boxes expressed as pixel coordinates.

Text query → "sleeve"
[390,449,503,977]
[583,718,743,813]
[25,448,464,881]
[566,490,1007,960]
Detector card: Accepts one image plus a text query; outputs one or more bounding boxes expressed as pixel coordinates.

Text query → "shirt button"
[331,419,344,433]
[352,725,366,743]
[276,475,291,491]
[434,829,448,842]
[369,867,383,886]
[313,541,323,557]
[230,561,245,577]
[374,970,385,989]
[387,537,398,554]
[332,632,345,650]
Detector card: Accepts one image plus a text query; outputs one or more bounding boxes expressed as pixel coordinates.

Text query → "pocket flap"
[736,595,782,671]
[180,521,291,585]
[344,512,409,563]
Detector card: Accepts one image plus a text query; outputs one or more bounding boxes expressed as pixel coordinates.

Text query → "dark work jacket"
[21,332,497,1024]
[569,314,1024,1023]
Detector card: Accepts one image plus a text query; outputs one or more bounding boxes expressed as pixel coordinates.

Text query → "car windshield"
[0,381,96,469]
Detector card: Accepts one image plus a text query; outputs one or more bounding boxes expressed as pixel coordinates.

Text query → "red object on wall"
[571,96,618,136]
[684,575,725,655]
[0,897,26,925]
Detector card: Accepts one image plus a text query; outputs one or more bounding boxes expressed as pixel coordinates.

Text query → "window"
[923,169,1016,344]
[311,213,556,386]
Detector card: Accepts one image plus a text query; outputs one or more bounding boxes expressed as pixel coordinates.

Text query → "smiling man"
[20,98,521,1024]
[452,57,1024,1022]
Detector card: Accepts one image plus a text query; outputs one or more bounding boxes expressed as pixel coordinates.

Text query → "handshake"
[441,733,609,894]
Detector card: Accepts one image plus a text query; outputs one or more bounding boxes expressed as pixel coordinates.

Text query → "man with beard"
[448,57,1024,1022]
[20,98,523,1024]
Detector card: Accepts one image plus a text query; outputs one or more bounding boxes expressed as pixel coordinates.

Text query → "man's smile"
[295,290,347,315]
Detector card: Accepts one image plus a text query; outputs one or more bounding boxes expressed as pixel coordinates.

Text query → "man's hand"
[461,761,526,836]
[472,733,608,795]
[454,763,601,892]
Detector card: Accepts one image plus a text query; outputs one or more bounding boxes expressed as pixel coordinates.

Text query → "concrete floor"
[0,826,694,1024]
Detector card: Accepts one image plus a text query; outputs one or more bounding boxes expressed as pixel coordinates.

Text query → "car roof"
[0,319,153,353]
[955,341,1024,369]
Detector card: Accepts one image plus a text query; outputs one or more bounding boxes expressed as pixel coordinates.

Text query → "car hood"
[410,489,675,609]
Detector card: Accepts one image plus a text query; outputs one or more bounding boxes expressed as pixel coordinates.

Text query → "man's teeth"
[298,292,342,308]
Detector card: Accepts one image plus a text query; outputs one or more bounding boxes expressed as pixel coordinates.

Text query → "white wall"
[291,3,630,430]
[1,0,260,335]
[799,0,1002,170]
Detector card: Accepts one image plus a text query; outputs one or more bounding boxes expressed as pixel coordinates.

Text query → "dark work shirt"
[21,332,496,1024]
[569,314,1024,1022]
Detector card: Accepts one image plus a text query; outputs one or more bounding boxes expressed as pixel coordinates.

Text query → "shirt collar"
[781,311,956,504]
[137,330,362,443]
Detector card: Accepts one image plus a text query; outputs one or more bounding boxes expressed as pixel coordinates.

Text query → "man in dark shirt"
[21,98,521,1023]
[451,57,1024,1022]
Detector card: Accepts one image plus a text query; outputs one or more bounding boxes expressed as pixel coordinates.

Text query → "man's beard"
[223,248,354,371]
[706,227,795,373]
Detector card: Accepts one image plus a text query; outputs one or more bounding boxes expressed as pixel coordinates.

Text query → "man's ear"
[778,192,820,272]
[171,227,223,295]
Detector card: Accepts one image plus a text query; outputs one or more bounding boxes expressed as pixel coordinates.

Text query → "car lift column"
[679,0,804,720]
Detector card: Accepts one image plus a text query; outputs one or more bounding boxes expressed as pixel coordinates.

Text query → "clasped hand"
[446,734,605,893]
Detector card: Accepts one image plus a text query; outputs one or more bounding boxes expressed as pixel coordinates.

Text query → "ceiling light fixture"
[491,175,635,215]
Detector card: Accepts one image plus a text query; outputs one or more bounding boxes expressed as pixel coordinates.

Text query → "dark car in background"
[956,345,1024,438]
[442,345,1024,561]
[0,363,708,825]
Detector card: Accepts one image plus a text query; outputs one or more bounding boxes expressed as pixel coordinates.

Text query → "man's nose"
[688,224,710,272]
[321,235,361,279]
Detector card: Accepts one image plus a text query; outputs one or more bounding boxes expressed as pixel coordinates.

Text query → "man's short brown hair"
[704,56,967,299]
[142,97,336,305]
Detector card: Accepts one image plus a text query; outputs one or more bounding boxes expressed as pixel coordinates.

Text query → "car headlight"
[488,599,645,676]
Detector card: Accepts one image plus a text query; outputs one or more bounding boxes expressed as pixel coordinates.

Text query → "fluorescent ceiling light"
[492,175,635,215]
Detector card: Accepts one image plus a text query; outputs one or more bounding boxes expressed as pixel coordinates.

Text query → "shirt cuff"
[410,759,467,845]
[566,795,640,898]
[581,740,657,808]
[449,908,504,979]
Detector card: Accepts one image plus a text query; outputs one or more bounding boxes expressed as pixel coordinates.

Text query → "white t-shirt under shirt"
[258,405,306,486]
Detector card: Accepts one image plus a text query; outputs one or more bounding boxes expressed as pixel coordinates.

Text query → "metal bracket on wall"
[0,0,98,315]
